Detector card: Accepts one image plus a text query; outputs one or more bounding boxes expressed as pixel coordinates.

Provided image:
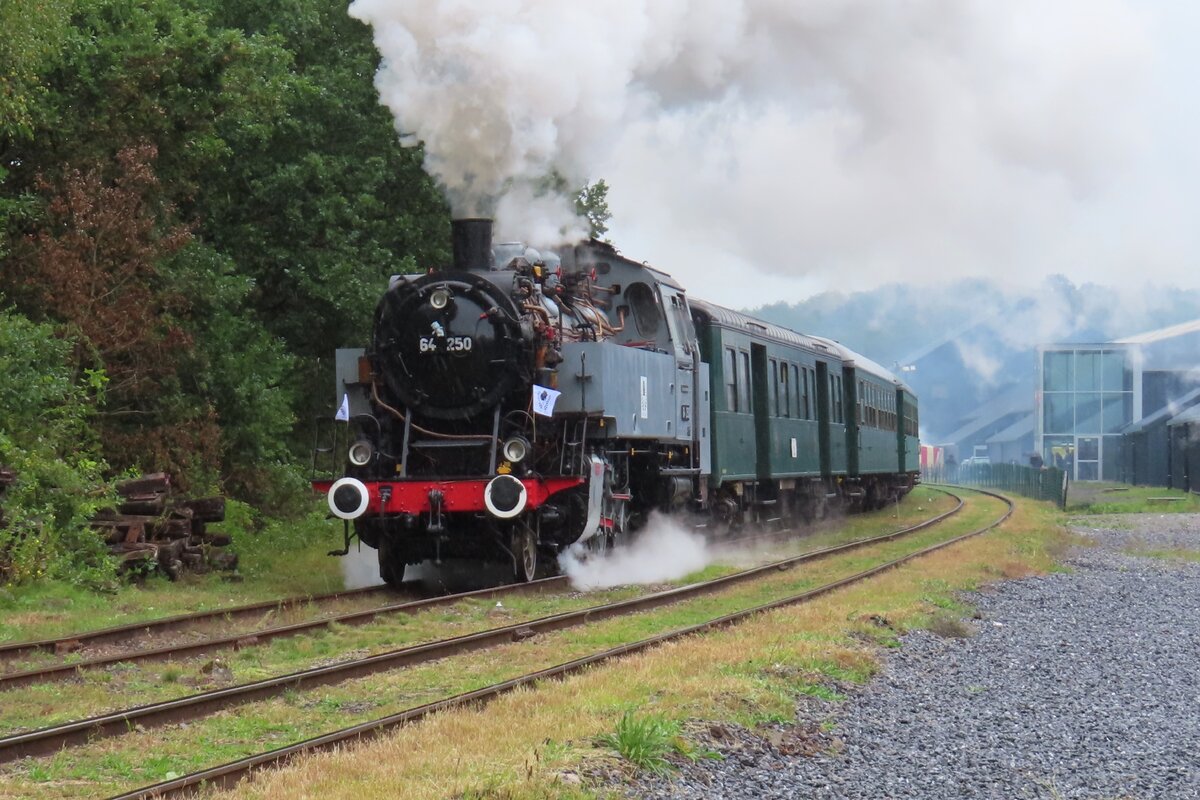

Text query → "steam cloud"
[350,1,1192,304]
[559,513,711,590]
[340,544,380,590]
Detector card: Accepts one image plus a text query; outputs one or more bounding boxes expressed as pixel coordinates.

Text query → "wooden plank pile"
[91,473,238,580]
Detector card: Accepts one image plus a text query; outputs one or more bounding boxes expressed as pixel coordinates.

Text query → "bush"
[0,309,116,589]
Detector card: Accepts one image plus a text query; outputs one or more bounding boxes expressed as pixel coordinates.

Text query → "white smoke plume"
[559,512,711,590]
[348,0,1176,303]
[340,544,381,590]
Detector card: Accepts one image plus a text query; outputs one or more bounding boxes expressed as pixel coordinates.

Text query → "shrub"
[0,309,115,589]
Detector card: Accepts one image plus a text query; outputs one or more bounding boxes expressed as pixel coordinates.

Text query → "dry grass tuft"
[927,614,974,639]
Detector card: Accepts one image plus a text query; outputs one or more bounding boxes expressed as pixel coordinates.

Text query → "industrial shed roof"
[1123,386,1200,433]
[1168,403,1200,426]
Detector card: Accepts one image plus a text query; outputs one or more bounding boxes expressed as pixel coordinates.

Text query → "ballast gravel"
[619,512,1200,800]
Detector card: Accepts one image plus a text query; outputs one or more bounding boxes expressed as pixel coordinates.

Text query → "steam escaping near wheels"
[558,512,711,590]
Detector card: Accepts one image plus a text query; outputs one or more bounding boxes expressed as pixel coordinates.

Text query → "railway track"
[0,576,569,690]
[0,489,966,766]
[0,495,938,688]
[102,486,1011,800]
[0,582,398,663]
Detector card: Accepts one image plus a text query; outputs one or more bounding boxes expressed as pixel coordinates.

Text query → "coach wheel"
[512,526,537,583]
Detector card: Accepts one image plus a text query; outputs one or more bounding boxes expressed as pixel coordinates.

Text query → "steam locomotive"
[313,219,919,586]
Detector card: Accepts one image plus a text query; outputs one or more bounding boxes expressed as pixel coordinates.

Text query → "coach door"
[815,361,831,477]
[751,344,771,481]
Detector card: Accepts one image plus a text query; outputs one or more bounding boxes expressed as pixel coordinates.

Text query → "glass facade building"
[1036,345,1141,481]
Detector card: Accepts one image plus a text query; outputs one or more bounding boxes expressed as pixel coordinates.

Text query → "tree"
[576,179,612,239]
[6,143,221,484]
[195,0,451,359]
[0,0,73,141]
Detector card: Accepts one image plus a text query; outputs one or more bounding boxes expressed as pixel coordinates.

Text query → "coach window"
[780,364,791,418]
[800,367,809,419]
[738,351,751,413]
[725,347,738,411]
[770,359,779,416]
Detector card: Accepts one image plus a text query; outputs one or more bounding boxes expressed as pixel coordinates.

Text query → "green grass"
[1123,546,1200,563]
[596,711,683,774]
[0,502,348,645]
[1066,484,1200,515]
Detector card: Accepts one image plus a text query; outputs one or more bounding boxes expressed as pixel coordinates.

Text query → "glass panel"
[738,352,750,414]
[769,359,779,416]
[1074,393,1102,434]
[1043,436,1074,470]
[1078,461,1099,481]
[1075,351,1101,391]
[725,348,737,411]
[1044,393,1074,434]
[1102,435,1121,480]
[800,367,808,419]
[1043,351,1073,391]
[1102,393,1131,433]
[1101,351,1126,392]
[794,365,802,418]
[625,283,660,337]
[780,364,790,418]
[1077,437,1099,461]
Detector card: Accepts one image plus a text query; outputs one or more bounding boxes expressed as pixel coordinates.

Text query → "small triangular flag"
[335,393,350,421]
[532,385,561,417]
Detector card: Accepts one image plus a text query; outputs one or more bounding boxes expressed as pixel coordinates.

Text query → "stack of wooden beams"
[91,473,237,579]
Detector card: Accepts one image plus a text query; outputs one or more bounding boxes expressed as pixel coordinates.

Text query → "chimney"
[451,218,493,271]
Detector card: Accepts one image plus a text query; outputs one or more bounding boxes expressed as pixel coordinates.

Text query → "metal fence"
[923,463,1069,509]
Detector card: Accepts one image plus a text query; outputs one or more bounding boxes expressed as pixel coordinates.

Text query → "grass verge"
[0,503,347,645]
[1066,483,1200,515]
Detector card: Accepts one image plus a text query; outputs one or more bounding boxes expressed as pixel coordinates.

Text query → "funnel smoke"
[349,1,1158,298]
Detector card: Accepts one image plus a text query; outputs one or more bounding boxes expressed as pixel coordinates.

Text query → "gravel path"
[622,513,1200,800]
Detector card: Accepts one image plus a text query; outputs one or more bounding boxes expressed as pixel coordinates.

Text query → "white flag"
[335,393,350,421]
[532,385,561,417]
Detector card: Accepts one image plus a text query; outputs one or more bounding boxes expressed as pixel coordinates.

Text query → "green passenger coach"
[690,299,917,523]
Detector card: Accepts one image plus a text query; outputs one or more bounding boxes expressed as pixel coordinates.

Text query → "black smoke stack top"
[451,218,493,271]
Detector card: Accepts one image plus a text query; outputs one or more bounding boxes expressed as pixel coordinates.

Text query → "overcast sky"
[353,1,1200,308]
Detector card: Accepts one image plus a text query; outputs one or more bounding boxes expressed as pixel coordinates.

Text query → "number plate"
[419,336,473,353]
